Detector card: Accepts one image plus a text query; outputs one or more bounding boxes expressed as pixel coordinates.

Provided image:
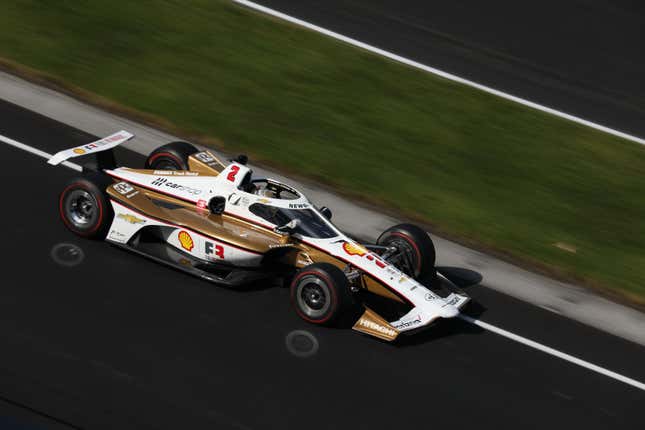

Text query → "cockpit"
[248,203,338,239]
[221,162,339,239]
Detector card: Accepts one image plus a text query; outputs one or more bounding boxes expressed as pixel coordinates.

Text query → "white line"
[232,0,645,147]
[458,314,645,392]
[3,131,644,392]
[235,0,645,391]
[0,133,82,172]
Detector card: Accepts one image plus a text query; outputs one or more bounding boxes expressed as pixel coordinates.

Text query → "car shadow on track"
[436,266,483,289]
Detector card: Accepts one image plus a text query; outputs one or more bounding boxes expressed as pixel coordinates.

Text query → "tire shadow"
[436,266,483,289]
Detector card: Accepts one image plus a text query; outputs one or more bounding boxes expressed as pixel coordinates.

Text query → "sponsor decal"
[443,295,461,307]
[151,177,202,195]
[104,133,128,143]
[256,198,271,204]
[126,191,139,199]
[194,152,215,163]
[228,194,250,207]
[392,315,422,330]
[178,230,194,251]
[342,242,368,257]
[297,252,314,266]
[113,182,135,195]
[70,133,129,156]
[357,318,397,337]
[385,266,398,275]
[227,165,241,182]
[366,254,387,266]
[288,203,309,209]
[108,230,127,242]
[398,276,408,283]
[269,243,294,248]
[197,199,208,209]
[205,241,224,259]
[425,292,436,301]
[109,229,126,238]
[153,170,198,176]
[117,213,146,224]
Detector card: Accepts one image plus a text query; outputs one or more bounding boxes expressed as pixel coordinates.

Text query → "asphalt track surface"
[1,99,644,429]
[248,0,645,138]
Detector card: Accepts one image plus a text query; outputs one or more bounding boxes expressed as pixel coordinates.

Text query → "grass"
[1,0,644,304]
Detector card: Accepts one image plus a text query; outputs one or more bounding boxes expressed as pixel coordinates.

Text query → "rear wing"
[47,130,134,169]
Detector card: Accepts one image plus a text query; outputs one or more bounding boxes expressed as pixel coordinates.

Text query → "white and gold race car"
[49,131,470,341]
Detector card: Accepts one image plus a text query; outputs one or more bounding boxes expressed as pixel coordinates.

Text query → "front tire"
[144,141,199,170]
[377,223,436,280]
[290,263,356,326]
[59,174,114,239]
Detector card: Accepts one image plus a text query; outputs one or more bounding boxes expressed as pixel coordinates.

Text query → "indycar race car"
[49,131,470,341]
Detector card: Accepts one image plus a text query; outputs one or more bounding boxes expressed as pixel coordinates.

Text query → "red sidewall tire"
[59,176,114,239]
[290,270,339,325]
[146,152,184,170]
[290,263,355,327]
[388,232,422,275]
[377,223,436,280]
[145,141,199,170]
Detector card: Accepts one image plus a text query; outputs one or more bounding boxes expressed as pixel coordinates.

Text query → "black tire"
[144,141,199,170]
[377,223,436,280]
[59,173,114,239]
[290,263,356,326]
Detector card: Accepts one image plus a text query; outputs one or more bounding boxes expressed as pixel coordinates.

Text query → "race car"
[49,131,470,341]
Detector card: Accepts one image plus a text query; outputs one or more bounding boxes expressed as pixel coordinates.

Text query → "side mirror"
[274,219,300,235]
[319,206,332,220]
[208,196,226,215]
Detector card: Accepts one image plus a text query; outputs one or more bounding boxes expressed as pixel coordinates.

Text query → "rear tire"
[377,223,436,280]
[144,141,199,170]
[290,263,356,326]
[59,173,114,239]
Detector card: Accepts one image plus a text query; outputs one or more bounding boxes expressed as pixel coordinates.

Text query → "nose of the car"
[440,304,460,318]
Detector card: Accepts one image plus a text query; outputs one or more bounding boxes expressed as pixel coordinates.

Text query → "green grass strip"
[1,0,644,303]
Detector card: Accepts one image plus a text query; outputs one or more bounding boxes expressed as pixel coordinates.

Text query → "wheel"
[59,173,114,239]
[377,223,436,280]
[290,263,356,326]
[144,141,199,170]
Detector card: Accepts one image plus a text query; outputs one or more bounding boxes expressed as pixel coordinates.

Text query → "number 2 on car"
[227,165,240,182]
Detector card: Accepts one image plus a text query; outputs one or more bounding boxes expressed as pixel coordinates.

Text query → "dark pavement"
[0,99,643,429]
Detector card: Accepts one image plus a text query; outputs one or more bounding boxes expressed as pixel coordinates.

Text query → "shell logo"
[342,242,367,257]
[73,148,86,155]
[178,230,194,251]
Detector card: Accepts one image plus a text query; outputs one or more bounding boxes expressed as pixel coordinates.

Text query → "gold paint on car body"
[107,164,406,304]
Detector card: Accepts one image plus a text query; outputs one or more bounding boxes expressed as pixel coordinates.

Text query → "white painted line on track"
[459,314,645,392]
[0,133,82,172]
[3,132,645,392]
[232,0,645,147]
